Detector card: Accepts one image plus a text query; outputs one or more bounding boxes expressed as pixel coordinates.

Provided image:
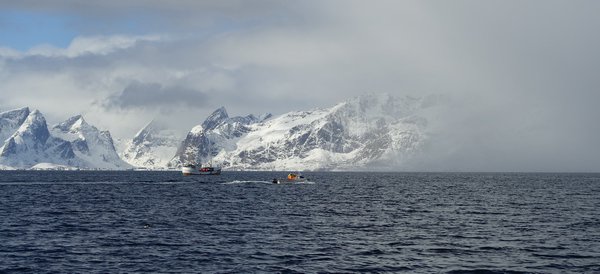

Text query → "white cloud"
[20,35,164,58]
[0,47,21,58]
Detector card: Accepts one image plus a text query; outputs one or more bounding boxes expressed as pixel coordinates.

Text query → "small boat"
[182,163,222,176]
[286,172,306,182]
[271,173,308,184]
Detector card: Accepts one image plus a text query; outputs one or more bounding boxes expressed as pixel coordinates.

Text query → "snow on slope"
[0,109,130,170]
[51,115,130,169]
[30,163,78,170]
[121,120,181,169]
[170,107,271,167]
[0,164,16,170]
[173,93,432,171]
[0,107,31,144]
[0,109,58,167]
[0,93,434,171]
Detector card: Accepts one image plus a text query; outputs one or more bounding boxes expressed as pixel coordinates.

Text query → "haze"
[1,0,598,172]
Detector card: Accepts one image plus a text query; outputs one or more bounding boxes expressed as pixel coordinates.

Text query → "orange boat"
[286,173,306,182]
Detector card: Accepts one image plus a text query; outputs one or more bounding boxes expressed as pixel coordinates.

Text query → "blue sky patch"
[0,10,76,51]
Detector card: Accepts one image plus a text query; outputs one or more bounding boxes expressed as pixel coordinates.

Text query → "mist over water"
[1,171,599,273]
[410,92,600,172]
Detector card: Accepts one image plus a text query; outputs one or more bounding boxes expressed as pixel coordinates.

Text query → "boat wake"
[222,180,316,185]
[222,180,274,185]
[289,181,316,185]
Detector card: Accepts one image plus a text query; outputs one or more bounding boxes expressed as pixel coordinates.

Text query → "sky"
[0,0,599,171]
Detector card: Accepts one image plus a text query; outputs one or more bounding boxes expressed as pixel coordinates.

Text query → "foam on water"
[222,180,274,185]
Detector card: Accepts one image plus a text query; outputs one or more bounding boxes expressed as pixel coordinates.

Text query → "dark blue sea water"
[1,171,599,273]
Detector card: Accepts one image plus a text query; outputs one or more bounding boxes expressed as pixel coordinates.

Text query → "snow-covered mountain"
[50,115,130,169]
[120,120,181,169]
[0,93,435,171]
[0,108,71,168]
[171,94,431,170]
[169,107,272,167]
[0,107,30,144]
[0,108,129,169]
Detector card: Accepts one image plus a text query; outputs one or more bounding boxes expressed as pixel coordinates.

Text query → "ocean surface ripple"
[0,171,599,273]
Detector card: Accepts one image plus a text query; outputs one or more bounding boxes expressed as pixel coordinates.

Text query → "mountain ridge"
[170,93,431,171]
[0,108,130,170]
[0,93,434,170]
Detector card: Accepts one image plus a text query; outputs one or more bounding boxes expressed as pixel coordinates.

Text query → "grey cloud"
[2,1,600,171]
[103,82,209,110]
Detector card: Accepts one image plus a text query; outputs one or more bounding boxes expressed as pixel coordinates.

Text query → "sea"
[0,171,599,273]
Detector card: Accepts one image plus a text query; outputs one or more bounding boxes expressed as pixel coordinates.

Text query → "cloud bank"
[0,0,599,171]
[103,81,208,110]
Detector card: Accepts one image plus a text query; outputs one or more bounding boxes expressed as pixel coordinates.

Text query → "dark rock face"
[72,139,89,154]
[51,140,76,159]
[26,110,51,147]
[174,131,214,165]
[0,107,30,142]
[201,107,229,131]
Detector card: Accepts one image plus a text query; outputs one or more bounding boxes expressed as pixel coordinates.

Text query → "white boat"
[182,163,222,176]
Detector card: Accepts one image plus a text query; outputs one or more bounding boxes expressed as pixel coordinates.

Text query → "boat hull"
[182,166,222,176]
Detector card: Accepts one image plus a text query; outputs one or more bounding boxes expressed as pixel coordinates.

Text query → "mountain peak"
[136,119,157,134]
[210,107,229,119]
[24,109,47,127]
[0,108,49,159]
[122,119,181,169]
[132,119,159,145]
[172,94,428,170]
[132,119,175,143]
[14,109,50,147]
[53,115,89,132]
[0,107,30,119]
[138,119,171,133]
[201,106,229,131]
[215,106,227,112]
[0,107,32,142]
[0,109,130,170]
